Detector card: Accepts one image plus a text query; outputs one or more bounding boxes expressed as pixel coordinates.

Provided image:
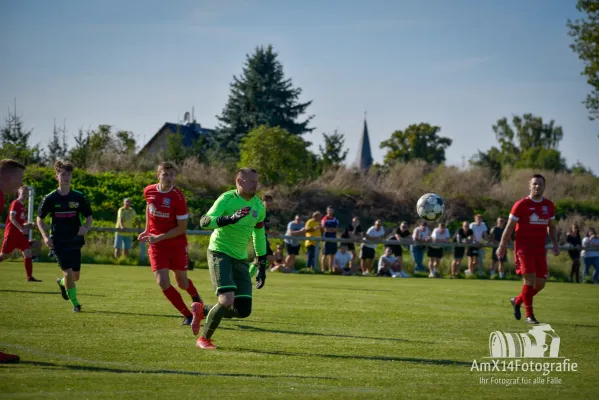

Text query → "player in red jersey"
[0,159,26,364]
[0,186,40,282]
[496,174,559,324]
[138,162,205,334]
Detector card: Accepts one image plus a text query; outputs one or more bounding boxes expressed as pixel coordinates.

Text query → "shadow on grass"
[91,310,181,319]
[231,324,433,344]
[230,348,472,367]
[0,289,105,297]
[16,360,336,380]
[308,286,393,293]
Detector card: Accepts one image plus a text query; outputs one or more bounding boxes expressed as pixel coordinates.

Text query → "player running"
[137,162,205,334]
[196,167,268,350]
[0,159,26,364]
[0,186,40,282]
[37,161,93,313]
[496,174,559,324]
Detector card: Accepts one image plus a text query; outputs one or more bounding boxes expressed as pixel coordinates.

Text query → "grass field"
[1,261,598,399]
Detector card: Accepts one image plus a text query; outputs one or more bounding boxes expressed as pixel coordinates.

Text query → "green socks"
[60,278,80,307]
[201,303,228,339]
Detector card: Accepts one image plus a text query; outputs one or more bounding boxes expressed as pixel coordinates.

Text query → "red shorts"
[149,244,188,272]
[1,233,30,255]
[515,250,548,279]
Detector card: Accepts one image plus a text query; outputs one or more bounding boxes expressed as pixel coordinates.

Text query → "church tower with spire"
[355,113,373,170]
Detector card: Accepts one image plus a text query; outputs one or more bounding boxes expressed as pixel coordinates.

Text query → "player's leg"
[511,251,538,323]
[55,248,81,311]
[22,248,40,282]
[198,250,237,349]
[150,247,192,322]
[0,351,20,364]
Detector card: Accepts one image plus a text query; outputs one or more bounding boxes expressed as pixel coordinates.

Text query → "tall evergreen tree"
[47,120,69,164]
[215,45,314,159]
[0,104,43,164]
[319,130,349,169]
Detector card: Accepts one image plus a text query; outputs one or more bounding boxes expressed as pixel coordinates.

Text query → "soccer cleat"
[181,316,193,326]
[73,305,82,313]
[27,277,42,282]
[56,278,69,301]
[510,298,521,320]
[196,337,217,349]
[526,316,540,324]
[190,302,205,336]
[0,351,20,364]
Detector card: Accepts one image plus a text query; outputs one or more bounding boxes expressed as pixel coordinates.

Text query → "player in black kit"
[36,161,93,312]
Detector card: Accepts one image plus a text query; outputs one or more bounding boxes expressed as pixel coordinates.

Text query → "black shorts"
[568,250,581,260]
[427,247,443,259]
[491,247,507,262]
[324,241,337,256]
[54,247,82,272]
[360,246,376,260]
[453,247,465,260]
[467,247,479,257]
[266,240,273,256]
[346,243,355,251]
[390,245,403,257]
[285,243,300,256]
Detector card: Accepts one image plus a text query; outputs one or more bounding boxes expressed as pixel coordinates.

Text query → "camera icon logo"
[489,324,561,358]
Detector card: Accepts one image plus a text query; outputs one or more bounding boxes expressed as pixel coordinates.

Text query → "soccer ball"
[416,193,445,221]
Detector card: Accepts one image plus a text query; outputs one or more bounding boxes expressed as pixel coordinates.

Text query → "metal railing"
[1,224,580,274]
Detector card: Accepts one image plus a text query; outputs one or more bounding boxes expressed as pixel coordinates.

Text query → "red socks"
[24,257,32,279]
[521,285,535,318]
[514,287,539,306]
[186,279,200,301]
[162,285,192,317]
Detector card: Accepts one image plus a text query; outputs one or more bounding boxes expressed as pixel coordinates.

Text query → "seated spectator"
[429,223,450,278]
[270,245,294,273]
[360,219,385,275]
[451,221,473,277]
[333,244,354,275]
[377,246,409,278]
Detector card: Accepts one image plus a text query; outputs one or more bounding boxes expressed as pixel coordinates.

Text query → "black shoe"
[181,316,192,326]
[510,298,521,320]
[526,316,539,324]
[73,305,82,313]
[56,278,69,300]
[27,277,42,282]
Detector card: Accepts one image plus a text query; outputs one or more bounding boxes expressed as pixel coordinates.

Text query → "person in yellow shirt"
[304,211,322,271]
[114,198,138,258]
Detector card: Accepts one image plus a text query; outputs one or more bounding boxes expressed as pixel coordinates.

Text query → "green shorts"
[207,249,252,298]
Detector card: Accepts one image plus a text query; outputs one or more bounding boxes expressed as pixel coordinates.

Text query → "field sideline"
[1,261,598,399]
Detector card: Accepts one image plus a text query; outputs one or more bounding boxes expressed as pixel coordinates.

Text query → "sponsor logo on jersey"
[542,206,549,214]
[69,201,79,208]
[149,203,170,219]
[529,213,549,225]
[55,211,77,218]
[163,198,171,207]
[252,209,258,218]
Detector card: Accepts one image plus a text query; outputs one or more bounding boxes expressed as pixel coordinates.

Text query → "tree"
[318,130,349,170]
[380,123,452,166]
[47,120,69,164]
[215,45,314,159]
[471,114,567,177]
[69,128,91,168]
[164,131,187,164]
[570,161,594,175]
[0,105,43,165]
[239,125,312,186]
[568,0,599,129]
[67,125,137,169]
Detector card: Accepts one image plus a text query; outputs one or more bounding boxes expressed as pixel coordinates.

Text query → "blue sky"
[1,0,597,172]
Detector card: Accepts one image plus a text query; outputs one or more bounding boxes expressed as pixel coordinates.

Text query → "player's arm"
[137,204,150,241]
[36,195,53,248]
[497,219,517,258]
[77,195,93,235]
[8,209,26,234]
[200,194,249,230]
[253,208,268,289]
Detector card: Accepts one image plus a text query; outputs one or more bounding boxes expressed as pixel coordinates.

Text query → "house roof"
[355,118,373,170]
[139,122,216,154]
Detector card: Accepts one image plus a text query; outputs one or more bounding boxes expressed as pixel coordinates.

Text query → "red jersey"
[4,199,26,239]
[509,196,555,253]
[0,190,3,211]
[143,184,188,249]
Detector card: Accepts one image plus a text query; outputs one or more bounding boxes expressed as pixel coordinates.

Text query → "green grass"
[1,261,598,399]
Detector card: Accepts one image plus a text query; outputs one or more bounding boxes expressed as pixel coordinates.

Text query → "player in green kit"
[196,167,268,349]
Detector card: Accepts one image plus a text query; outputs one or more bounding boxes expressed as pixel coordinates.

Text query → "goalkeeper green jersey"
[201,189,267,260]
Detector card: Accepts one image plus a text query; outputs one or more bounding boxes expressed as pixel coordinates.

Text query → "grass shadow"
[16,360,336,380]
[232,324,433,344]
[91,310,181,319]
[308,286,393,293]
[0,289,105,297]
[230,348,472,367]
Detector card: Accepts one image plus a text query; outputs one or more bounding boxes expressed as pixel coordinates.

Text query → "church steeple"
[355,112,373,170]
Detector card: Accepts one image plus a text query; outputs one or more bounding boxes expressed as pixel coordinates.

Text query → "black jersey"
[38,189,93,248]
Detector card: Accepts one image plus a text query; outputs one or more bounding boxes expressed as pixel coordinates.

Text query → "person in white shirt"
[378,246,409,278]
[360,220,385,275]
[582,228,599,283]
[468,214,488,276]
[411,221,431,273]
[333,244,354,275]
[429,223,450,277]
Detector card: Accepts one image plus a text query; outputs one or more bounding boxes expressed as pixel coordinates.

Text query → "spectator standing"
[582,228,599,283]
[566,224,582,283]
[284,215,305,270]
[429,223,450,278]
[304,211,322,272]
[489,217,507,279]
[451,221,474,278]
[360,220,385,275]
[114,198,138,258]
[411,221,431,273]
[468,214,488,276]
[321,206,340,273]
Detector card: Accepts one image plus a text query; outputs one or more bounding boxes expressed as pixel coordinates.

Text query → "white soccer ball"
[416,193,445,221]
